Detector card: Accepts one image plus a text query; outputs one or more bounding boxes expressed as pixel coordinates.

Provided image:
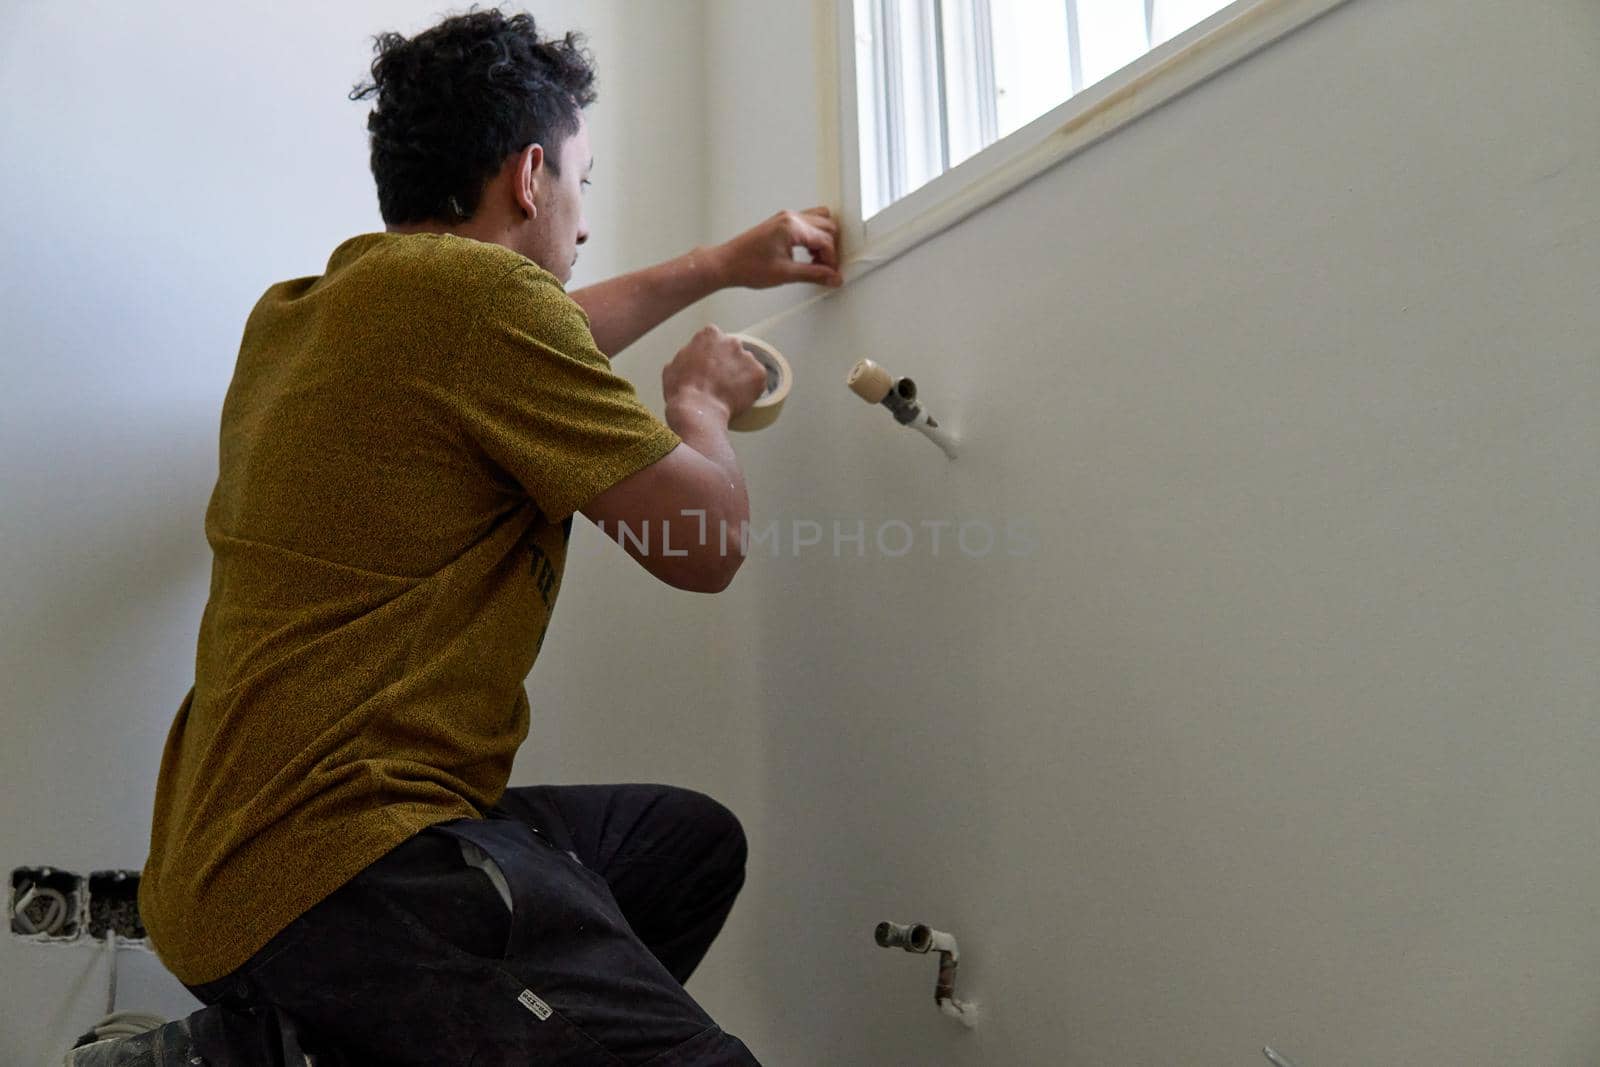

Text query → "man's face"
[527,114,592,286]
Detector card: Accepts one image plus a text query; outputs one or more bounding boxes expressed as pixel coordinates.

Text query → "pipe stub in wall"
[847,358,894,404]
[728,334,792,432]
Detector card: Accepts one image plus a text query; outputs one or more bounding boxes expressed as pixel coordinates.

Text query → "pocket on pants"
[354,822,516,962]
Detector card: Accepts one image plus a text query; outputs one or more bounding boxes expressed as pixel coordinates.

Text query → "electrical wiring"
[62,927,169,1060]
[11,881,70,935]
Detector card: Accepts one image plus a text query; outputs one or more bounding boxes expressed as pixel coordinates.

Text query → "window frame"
[828,0,1355,283]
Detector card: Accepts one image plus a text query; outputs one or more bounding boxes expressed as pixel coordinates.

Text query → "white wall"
[9,0,1600,1064]
[0,2,713,1063]
[679,0,1600,1063]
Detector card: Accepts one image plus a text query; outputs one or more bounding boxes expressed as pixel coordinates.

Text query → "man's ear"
[515,144,544,220]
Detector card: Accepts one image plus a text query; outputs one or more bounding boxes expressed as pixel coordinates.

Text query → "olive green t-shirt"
[139,232,680,985]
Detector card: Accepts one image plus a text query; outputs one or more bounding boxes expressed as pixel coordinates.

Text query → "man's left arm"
[570,207,843,358]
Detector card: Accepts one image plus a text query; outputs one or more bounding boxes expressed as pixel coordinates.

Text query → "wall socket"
[88,870,146,941]
[9,866,148,945]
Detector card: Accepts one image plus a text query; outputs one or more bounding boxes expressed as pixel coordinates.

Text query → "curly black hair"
[350,8,597,225]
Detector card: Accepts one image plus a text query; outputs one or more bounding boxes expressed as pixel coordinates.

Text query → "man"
[138,9,839,1064]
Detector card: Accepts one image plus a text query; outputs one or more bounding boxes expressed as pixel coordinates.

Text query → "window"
[834,0,1352,276]
[855,0,1239,217]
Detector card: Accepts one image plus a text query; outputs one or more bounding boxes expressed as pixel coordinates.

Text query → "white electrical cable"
[11,883,69,935]
[106,930,118,1015]
[58,928,168,1061]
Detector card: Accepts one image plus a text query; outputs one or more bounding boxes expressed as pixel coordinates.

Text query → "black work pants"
[185,784,760,1065]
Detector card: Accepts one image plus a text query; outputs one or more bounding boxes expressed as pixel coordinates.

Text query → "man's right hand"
[580,324,761,594]
[662,325,767,426]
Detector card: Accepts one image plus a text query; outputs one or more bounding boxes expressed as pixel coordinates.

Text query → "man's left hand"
[714,207,844,290]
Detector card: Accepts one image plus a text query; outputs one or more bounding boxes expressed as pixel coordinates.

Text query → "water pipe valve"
[875,920,978,1027]
[846,360,959,460]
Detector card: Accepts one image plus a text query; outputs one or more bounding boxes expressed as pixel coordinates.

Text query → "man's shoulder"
[343,232,541,290]
[249,233,590,358]
[379,234,583,330]
[458,247,594,352]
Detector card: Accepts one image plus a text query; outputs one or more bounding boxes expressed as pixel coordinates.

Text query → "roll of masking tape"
[727,334,793,432]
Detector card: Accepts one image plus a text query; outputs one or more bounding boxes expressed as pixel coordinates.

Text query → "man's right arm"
[580,326,765,593]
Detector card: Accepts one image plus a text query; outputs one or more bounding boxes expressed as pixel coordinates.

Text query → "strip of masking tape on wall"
[728,334,793,432]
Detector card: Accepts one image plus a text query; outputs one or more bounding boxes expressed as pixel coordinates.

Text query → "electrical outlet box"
[87,870,147,942]
[9,866,84,942]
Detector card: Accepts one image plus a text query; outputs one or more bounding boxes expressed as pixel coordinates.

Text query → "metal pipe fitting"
[875,920,978,1027]
[846,360,959,460]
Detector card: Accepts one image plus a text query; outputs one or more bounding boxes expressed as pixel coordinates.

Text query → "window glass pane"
[891,0,946,197]
[1151,0,1230,46]
[938,0,992,168]
[1077,0,1150,89]
[988,0,1072,139]
[857,0,1238,219]
[855,0,886,215]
